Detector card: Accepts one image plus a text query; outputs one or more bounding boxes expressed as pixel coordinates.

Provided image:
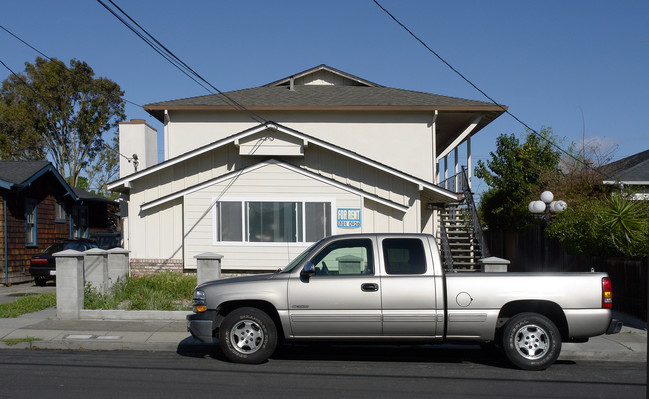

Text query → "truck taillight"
[602,277,613,309]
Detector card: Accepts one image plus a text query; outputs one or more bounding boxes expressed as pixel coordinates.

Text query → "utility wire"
[0,56,136,167]
[99,0,267,124]
[0,23,143,109]
[372,0,603,176]
[93,3,214,94]
[0,25,50,60]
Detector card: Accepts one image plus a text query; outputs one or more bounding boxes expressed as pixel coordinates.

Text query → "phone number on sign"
[338,221,361,228]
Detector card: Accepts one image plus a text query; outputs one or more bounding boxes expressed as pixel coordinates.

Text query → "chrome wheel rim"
[514,324,549,360]
[229,319,264,354]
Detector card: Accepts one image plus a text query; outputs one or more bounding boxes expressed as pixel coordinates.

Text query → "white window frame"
[55,201,67,223]
[25,199,37,247]
[212,197,336,246]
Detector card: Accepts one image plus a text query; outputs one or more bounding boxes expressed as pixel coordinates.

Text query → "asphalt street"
[0,349,644,399]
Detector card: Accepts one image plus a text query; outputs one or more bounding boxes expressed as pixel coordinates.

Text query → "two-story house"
[108,64,506,275]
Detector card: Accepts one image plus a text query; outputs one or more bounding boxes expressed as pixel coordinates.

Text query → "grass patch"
[0,337,42,346]
[84,272,196,311]
[0,293,56,318]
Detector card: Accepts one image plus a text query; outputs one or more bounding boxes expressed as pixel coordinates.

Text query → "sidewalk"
[0,285,646,363]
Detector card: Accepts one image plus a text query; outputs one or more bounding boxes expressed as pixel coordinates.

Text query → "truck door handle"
[361,283,379,292]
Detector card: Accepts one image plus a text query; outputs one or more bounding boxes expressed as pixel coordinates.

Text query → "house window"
[217,202,243,241]
[247,201,302,242]
[215,200,332,243]
[306,202,331,242]
[25,199,37,246]
[55,201,67,223]
[72,205,89,239]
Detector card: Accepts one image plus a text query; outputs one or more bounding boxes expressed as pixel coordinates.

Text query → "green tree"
[547,189,648,258]
[543,140,648,258]
[474,127,562,230]
[0,57,125,187]
[85,135,120,199]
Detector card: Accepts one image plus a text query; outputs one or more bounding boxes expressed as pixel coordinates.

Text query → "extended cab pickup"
[187,233,622,370]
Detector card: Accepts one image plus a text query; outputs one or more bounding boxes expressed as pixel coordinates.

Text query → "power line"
[0,56,137,169]
[0,23,143,109]
[0,25,50,60]
[98,0,267,124]
[372,0,602,176]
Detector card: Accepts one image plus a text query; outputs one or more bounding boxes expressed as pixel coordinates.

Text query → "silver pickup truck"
[187,233,622,370]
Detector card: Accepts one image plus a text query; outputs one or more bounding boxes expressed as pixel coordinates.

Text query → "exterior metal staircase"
[438,167,489,272]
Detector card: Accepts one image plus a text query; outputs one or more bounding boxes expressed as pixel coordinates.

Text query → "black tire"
[34,277,47,287]
[501,312,561,371]
[218,307,278,364]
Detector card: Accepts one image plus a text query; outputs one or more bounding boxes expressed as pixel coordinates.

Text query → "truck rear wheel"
[501,312,561,370]
[218,307,277,364]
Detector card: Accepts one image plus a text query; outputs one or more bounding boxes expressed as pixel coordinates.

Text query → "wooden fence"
[485,226,648,321]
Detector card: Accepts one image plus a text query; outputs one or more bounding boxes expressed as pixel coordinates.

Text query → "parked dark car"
[29,239,99,286]
[89,232,122,250]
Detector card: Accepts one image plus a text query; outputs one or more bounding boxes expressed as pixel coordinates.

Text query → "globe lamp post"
[528,191,567,271]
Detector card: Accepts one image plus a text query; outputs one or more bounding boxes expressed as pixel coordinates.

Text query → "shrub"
[84,272,196,311]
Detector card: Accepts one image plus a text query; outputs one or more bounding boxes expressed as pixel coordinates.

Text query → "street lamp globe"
[528,200,546,214]
[550,200,567,213]
[540,191,554,204]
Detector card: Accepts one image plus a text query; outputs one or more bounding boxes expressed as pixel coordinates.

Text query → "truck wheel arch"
[497,300,569,340]
[216,300,284,341]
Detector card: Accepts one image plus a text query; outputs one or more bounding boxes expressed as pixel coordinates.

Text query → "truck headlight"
[193,290,207,313]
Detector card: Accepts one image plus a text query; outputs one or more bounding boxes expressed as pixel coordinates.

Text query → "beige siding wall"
[126,138,426,271]
[164,111,435,181]
[183,162,361,270]
[127,195,183,261]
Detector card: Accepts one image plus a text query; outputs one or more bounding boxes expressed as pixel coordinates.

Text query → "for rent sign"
[337,208,361,228]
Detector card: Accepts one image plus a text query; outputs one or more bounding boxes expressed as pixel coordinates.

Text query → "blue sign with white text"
[337,208,361,228]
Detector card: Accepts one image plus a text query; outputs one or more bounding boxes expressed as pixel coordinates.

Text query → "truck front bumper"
[606,318,623,335]
[187,311,217,343]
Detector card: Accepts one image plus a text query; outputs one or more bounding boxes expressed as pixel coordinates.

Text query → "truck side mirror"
[301,261,316,278]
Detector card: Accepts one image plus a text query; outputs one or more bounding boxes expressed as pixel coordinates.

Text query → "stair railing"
[460,167,490,258]
[438,213,456,272]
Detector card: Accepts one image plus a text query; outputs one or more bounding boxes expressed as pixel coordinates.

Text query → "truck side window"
[383,238,427,275]
[310,239,373,276]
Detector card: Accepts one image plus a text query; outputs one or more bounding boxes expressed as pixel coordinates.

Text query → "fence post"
[479,256,510,272]
[107,248,130,289]
[195,253,223,286]
[84,248,108,294]
[54,250,84,320]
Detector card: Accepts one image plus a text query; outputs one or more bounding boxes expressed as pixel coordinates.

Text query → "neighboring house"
[602,149,649,200]
[0,161,118,285]
[108,64,506,274]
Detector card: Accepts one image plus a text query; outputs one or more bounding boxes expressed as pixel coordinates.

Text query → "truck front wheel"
[218,307,277,364]
[501,312,561,370]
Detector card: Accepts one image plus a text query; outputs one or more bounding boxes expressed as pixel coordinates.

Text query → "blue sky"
[1,1,647,195]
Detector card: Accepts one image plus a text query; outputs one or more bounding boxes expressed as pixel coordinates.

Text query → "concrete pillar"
[479,256,511,272]
[107,248,130,289]
[195,253,223,286]
[54,250,84,320]
[84,248,108,294]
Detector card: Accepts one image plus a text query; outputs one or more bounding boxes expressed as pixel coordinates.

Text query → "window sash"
[216,200,331,243]
[72,206,89,239]
[25,199,37,246]
[55,201,67,223]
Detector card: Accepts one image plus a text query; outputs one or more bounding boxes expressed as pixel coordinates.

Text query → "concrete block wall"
[54,248,130,320]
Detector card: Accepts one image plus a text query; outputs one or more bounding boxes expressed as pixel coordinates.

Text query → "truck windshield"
[280,241,320,273]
